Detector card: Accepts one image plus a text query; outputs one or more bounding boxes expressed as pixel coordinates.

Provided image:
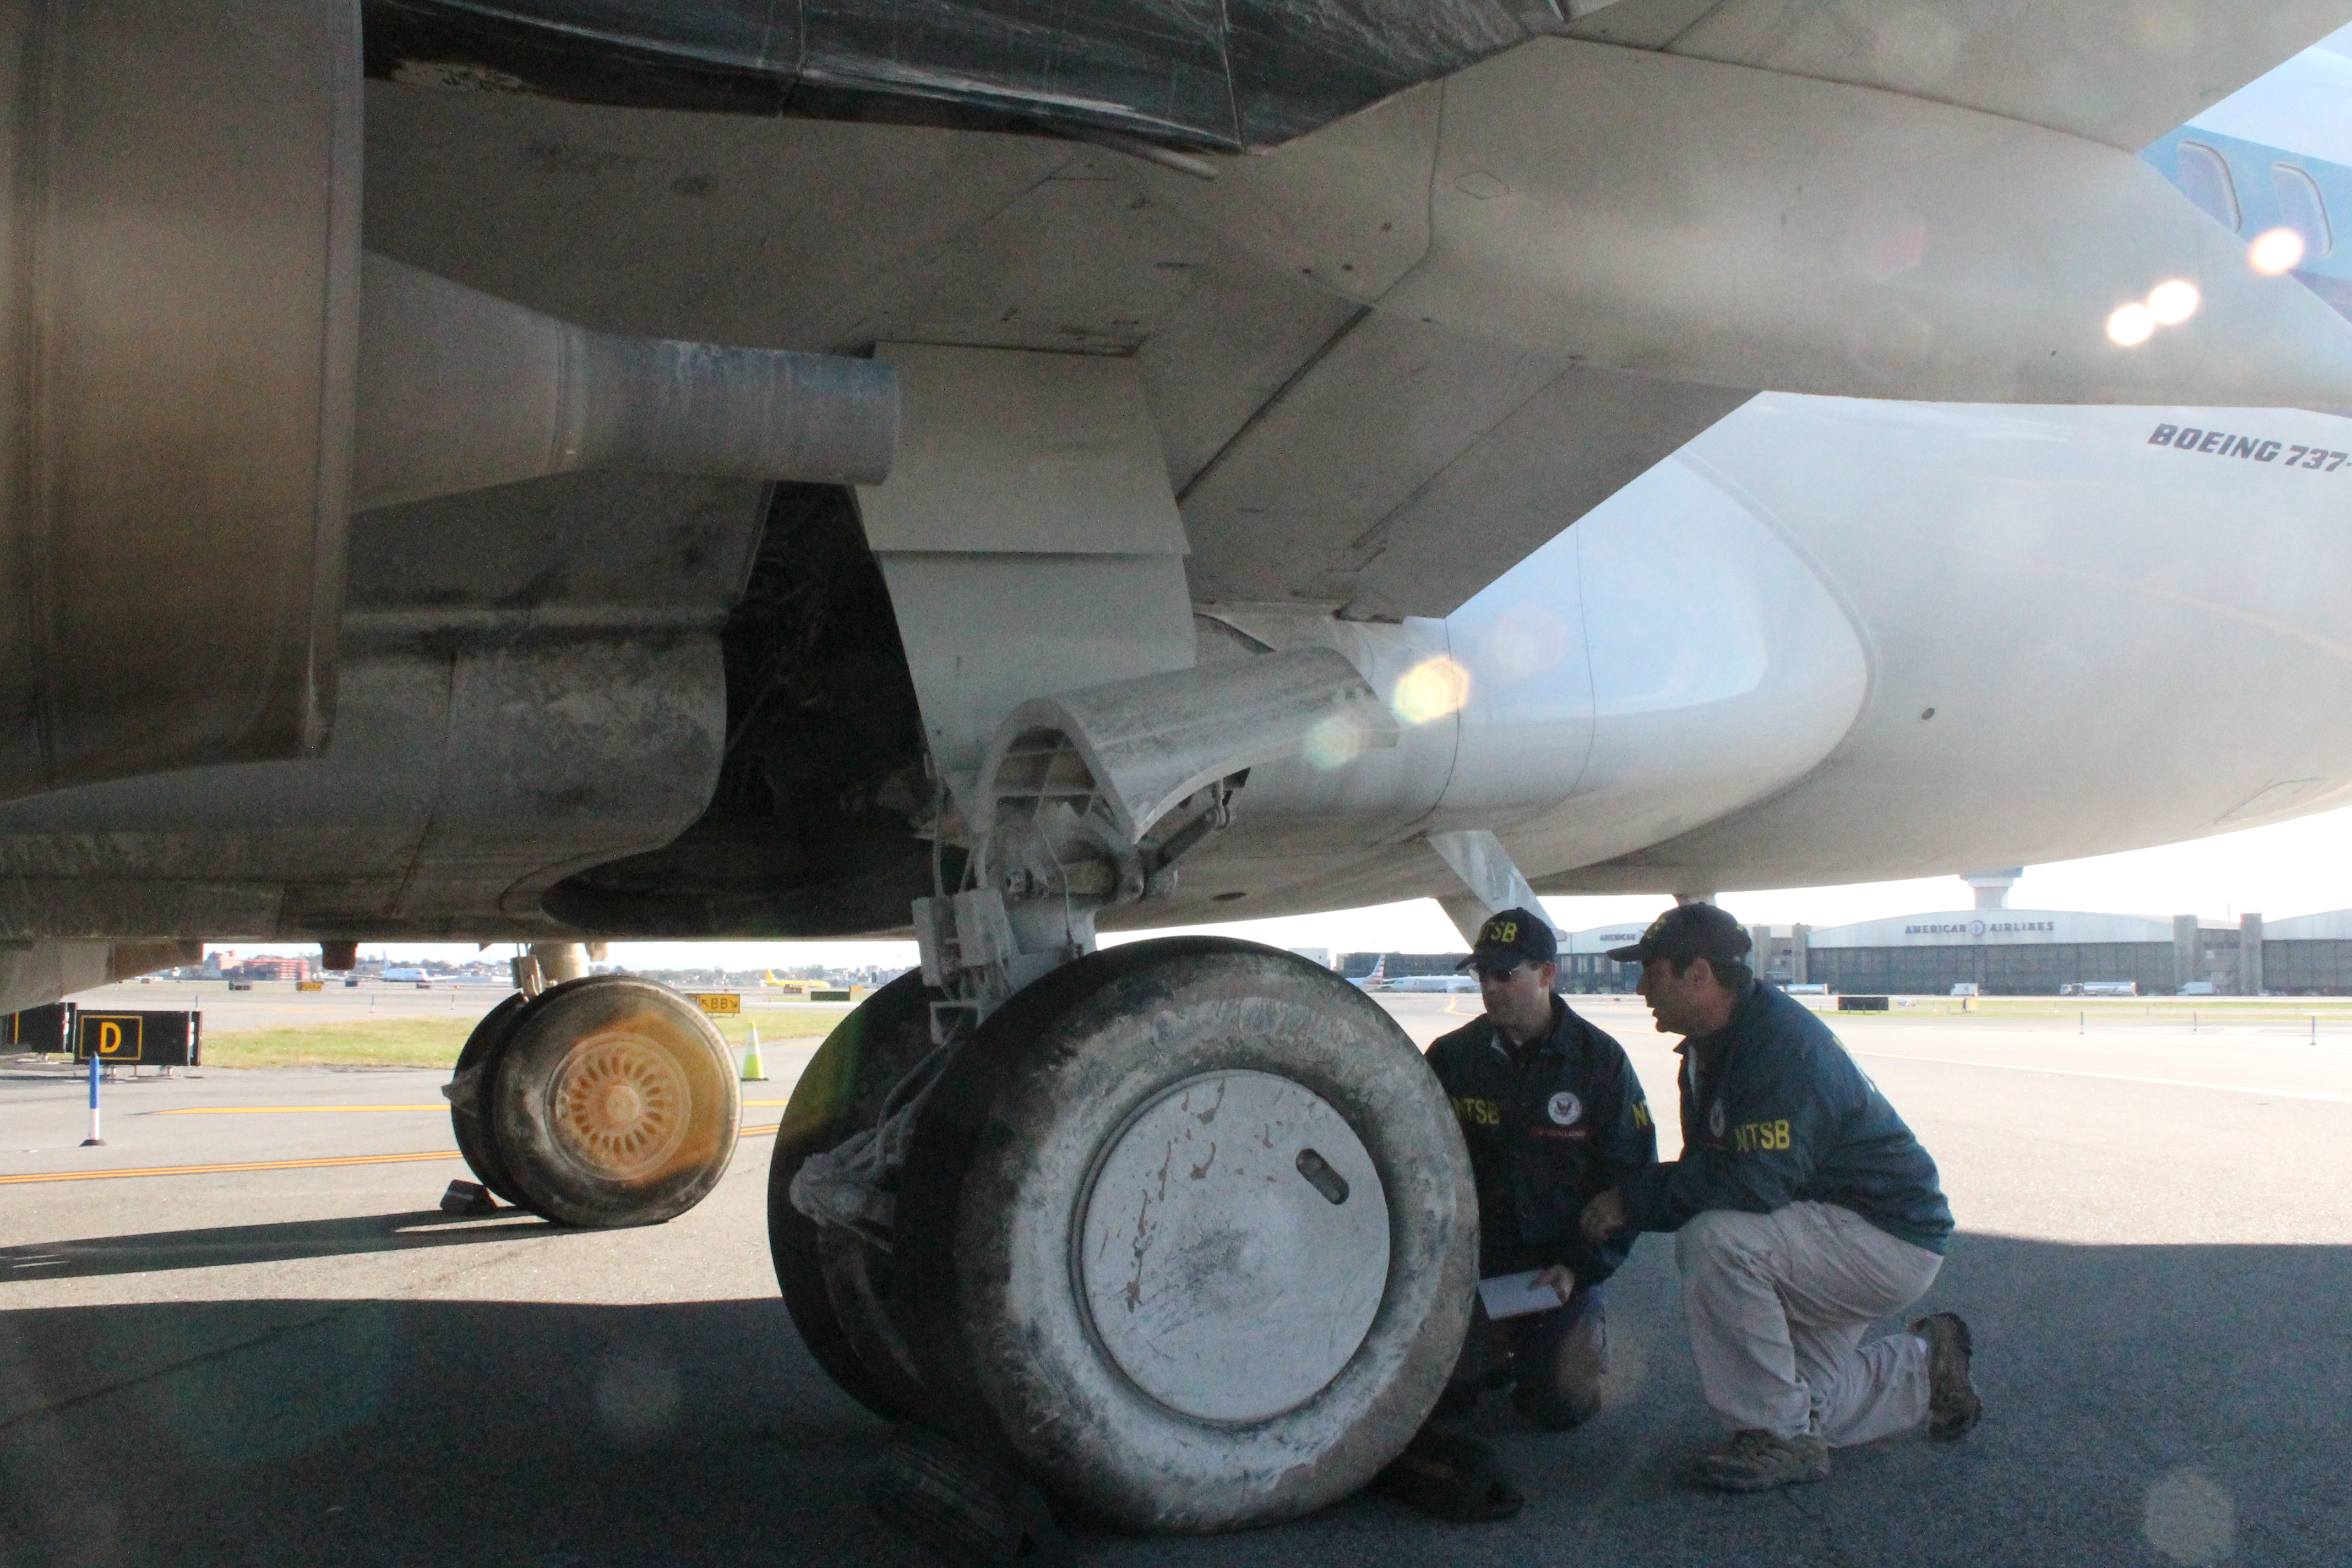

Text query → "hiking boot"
[1913,1311,1983,1441]
[1694,1429,1830,1493]
[1374,1427,1526,1522]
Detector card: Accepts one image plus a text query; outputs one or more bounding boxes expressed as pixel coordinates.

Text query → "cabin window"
[2175,141,2241,231]
[2273,162,2334,258]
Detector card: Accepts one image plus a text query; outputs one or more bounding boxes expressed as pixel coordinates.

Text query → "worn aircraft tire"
[770,970,937,1422]
[487,976,739,1228]
[449,993,537,1212]
[897,937,1477,1533]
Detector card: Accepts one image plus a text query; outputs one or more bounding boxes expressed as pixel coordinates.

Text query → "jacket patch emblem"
[1707,1099,1727,1139]
[1546,1091,1582,1126]
[1452,1096,1502,1128]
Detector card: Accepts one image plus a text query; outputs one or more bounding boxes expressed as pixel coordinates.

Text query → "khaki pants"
[1676,1202,1942,1445]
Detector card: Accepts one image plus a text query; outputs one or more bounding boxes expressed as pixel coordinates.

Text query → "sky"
[223,29,2352,974]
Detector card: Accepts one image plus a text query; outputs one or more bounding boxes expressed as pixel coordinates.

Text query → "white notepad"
[1477,1269,1572,1320]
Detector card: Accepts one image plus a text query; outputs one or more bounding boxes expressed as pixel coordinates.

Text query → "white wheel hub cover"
[1076,1069,1390,1423]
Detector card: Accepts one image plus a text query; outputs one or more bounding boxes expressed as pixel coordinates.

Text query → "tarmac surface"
[4,988,2349,1566]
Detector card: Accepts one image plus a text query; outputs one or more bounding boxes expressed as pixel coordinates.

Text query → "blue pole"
[80,1048,104,1146]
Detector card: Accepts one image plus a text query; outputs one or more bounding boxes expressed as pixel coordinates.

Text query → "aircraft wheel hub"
[1077,1069,1390,1423]
[553,1032,689,1181]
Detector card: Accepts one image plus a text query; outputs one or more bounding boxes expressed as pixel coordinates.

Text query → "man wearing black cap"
[1422,907,1657,1430]
[1578,903,1980,1494]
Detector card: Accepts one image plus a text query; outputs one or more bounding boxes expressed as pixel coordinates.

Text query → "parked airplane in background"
[1348,955,1389,991]
[2143,30,2352,320]
[6,0,2352,1538]
[1382,973,1480,994]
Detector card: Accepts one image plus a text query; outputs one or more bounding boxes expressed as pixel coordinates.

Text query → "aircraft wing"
[13,0,2352,816]
[1568,0,2352,154]
[369,1,2352,156]
[368,0,2352,627]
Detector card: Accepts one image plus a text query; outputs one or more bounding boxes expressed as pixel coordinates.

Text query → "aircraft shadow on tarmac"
[3,1234,2348,1567]
[0,1211,558,1282]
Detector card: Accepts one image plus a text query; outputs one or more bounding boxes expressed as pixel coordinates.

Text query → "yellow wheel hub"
[549,1027,692,1182]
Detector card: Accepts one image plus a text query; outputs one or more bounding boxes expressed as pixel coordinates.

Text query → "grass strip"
[197,1010,842,1069]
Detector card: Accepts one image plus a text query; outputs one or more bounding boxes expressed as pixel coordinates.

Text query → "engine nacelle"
[0,3,893,806]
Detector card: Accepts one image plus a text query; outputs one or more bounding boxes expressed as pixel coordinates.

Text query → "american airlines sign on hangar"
[1807,912,2179,949]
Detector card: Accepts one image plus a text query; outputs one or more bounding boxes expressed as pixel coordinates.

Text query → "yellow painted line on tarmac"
[0,1150,464,1184]
[152,1106,447,1114]
[1846,1049,2352,1104]
[3,1123,788,1186]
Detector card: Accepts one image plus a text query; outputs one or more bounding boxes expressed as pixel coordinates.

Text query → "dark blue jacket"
[1426,995,1657,1285]
[1619,982,1953,1254]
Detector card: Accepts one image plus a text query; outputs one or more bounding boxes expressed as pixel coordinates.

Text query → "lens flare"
[2250,226,2306,275]
[1391,655,1471,725]
[1303,713,1371,770]
[2147,280,2200,325]
[2106,302,2155,346]
[1479,602,1570,680]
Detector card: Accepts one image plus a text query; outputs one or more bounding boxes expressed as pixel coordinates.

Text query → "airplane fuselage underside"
[0,393,2343,959]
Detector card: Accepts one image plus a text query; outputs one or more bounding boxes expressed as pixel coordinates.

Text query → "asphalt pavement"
[3,990,2348,1566]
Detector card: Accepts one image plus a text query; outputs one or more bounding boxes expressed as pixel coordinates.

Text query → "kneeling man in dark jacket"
[1425,908,1657,1429]
[1581,903,1982,1493]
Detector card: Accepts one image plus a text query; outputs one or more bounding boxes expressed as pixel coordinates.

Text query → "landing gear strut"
[447,970,739,1227]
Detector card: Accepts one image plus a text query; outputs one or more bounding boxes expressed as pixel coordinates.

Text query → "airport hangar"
[1343,899,2352,997]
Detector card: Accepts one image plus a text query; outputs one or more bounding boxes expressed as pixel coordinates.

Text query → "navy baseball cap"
[1605,903,1752,967]
[1456,907,1557,972]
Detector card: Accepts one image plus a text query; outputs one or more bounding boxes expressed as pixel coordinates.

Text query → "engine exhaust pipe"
[353,253,898,511]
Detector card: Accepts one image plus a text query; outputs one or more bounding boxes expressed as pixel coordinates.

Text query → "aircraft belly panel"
[1548,395,2352,891]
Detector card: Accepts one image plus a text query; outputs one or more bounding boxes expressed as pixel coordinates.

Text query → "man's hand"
[1581,1188,1627,1245]
[1532,1264,1576,1306]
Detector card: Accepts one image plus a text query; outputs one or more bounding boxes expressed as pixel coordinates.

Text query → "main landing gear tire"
[770,970,938,1422]
[451,992,533,1210]
[896,937,1477,1533]
[450,976,740,1228]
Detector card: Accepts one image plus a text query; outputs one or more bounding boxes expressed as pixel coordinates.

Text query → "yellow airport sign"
[86,1015,143,1058]
[296,980,324,992]
[689,992,741,1015]
[72,1010,200,1066]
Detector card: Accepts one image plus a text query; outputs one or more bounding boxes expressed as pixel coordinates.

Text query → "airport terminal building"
[1751,907,2352,997]
[1343,906,2352,997]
